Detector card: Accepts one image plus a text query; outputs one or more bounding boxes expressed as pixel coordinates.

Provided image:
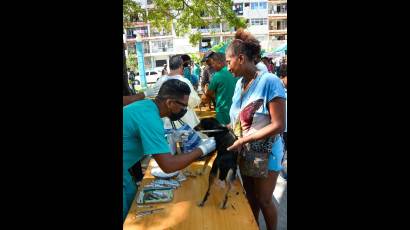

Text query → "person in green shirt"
[123,79,216,221]
[203,52,238,125]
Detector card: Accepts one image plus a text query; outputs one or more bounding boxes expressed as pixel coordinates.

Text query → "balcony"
[268,2,287,18]
[127,41,150,54]
[128,21,149,27]
[269,29,287,36]
[268,0,287,3]
[150,30,172,38]
[126,27,149,40]
[150,47,174,54]
[268,10,287,16]
[269,18,287,34]
[198,28,221,34]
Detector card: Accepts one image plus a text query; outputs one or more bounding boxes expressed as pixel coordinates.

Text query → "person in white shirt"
[145,55,201,129]
[255,54,268,73]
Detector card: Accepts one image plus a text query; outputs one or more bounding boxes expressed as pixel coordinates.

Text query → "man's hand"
[197,137,216,156]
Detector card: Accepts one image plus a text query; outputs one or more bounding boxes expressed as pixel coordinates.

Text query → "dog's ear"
[194,124,201,131]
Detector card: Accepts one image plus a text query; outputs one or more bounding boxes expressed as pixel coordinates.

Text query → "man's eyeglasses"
[173,100,188,108]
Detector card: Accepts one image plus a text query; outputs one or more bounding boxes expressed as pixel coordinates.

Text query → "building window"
[151,39,173,53]
[272,35,286,40]
[150,27,172,37]
[127,43,136,54]
[199,37,220,52]
[199,23,220,33]
[127,27,149,38]
[144,57,152,69]
[270,19,287,30]
[130,12,144,23]
[156,59,167,67]
[126,29,136,39]
[269,3,287,14]
[128,41,150,54]
[251,2,267,10]
[136,26,149,37]
[143,41,150,53]
[233,3,243,16]
[222,23,235,32]
[277,20,287,30]
[251,18,267,26]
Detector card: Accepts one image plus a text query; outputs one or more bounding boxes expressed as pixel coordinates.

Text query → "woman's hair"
[227,28,261,62]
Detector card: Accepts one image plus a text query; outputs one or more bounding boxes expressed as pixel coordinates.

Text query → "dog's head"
[195,118,237,151]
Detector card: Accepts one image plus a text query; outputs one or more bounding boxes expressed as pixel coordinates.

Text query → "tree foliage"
[123,0,246,45]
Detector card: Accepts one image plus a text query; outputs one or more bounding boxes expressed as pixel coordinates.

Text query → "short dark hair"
[169,55,183,70]
[181,54,192,67]
[209,52,225,64]
[157,79,191,101]
[180,54,191,62]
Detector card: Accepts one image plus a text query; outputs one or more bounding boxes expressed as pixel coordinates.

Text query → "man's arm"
[123,93,145,106]
[205,88,215,99]
[204,73,217,99]
[152,149,203,173]
[152,137,216,173]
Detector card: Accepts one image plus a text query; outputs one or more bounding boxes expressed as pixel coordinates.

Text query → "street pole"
[123,29,133,96]
[135,33,147,89]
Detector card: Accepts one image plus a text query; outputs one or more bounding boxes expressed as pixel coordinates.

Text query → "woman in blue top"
[226,29,286,230]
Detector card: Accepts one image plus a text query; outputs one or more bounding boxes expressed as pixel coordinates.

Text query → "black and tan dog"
[194,118,238,209]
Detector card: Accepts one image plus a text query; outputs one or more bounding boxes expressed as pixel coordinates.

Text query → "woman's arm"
[227,98,286,151]
[123,93,145,106]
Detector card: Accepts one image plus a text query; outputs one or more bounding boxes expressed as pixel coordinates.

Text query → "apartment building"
[124,0,287,70]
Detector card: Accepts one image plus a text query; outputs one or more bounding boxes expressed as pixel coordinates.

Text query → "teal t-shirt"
[123,99,170,220]
[208,66,238,125]
[123,99,170,171]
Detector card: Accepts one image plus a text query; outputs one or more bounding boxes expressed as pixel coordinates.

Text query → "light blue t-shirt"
[229,71,286,171]
[123,99,170,220]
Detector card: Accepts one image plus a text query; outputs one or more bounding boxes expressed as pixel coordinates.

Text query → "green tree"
[123,0,246,46]
[126,54,138,71]
[123,0,245,92]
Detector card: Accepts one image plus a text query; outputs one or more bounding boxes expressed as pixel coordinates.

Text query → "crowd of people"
[123,28,287,230]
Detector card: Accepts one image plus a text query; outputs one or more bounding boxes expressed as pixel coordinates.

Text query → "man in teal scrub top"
[123,79,216,221]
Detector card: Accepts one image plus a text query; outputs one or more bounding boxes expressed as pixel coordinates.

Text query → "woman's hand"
[227,138,244,151]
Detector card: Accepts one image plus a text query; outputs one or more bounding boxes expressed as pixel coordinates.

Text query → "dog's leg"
[196,151,215,175]
[220,168,234,209]
[198,169,216,207]
[196,154,213,176]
